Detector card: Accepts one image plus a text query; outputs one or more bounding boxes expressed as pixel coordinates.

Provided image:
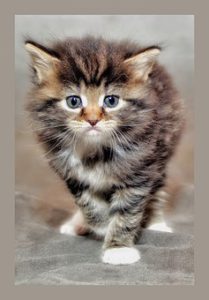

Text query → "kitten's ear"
[25,41,60,83]
[124,47,161,81]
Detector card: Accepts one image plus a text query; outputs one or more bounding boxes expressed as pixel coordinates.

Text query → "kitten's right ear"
[25,41,60,83]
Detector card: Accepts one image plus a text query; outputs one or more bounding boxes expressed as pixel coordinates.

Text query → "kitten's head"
[25,37,161,152]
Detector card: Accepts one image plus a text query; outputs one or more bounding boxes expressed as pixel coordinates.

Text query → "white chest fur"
[59,151,115,190]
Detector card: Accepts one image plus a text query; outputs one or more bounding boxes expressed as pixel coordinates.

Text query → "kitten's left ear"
[124,47,161,81]
[25,41,60,83]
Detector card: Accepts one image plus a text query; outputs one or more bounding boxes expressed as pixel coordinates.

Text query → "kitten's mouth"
[86,127,101,136]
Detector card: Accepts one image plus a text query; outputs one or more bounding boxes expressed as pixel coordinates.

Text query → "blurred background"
[15,15,194,231]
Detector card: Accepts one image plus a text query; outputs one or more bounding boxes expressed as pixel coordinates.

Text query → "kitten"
[25,36,184,265]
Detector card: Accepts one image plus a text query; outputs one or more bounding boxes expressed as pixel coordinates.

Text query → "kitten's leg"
[147,220,172,233]
[59,209,89,236]
[141,190,173,233]
[61,189,109,238]
[74,190,109,235]
[102,188,147,265]
[61,177,108,236]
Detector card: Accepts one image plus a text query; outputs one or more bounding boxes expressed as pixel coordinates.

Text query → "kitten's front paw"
[102,247,140,265]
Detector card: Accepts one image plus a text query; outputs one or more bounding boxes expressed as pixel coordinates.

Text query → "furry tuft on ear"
[124,46,161,81]
[25,40,60,83]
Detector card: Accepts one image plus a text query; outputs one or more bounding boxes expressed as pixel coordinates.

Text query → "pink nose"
[87,119,99,127]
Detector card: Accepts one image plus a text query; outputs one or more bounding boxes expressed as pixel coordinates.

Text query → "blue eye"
[66,95,82,109]
[104,95,119,108]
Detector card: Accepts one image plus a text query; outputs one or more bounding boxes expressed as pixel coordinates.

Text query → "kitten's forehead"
[57,38,130,87]
[80,82,105,104]
[30,37,158,101]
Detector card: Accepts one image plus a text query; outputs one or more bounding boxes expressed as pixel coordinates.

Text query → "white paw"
[59,210,87,236]
[59,221,77,236]
[148,221,173,233]
[102,247,140,265]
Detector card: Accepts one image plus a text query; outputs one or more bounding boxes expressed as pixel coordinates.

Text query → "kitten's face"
[59,84,122,139]
[25,38,160,150]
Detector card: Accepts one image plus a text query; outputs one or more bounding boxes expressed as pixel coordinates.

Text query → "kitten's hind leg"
[59,209,89,236]
[147,220,172,233]
[141,190,173,233]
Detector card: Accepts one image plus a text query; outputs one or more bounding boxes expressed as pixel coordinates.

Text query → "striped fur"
[25,36,184,263]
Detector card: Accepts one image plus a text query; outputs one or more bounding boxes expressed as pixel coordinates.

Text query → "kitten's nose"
[87,119,99,127]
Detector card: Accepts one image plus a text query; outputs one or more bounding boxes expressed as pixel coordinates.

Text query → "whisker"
[41,130,72,158]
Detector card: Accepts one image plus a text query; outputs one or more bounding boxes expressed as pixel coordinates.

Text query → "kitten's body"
[25,37,184,264]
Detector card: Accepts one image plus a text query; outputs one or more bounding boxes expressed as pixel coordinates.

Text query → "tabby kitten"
[25,36,184,265]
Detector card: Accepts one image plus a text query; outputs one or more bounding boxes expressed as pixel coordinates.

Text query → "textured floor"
[15,186,194,286]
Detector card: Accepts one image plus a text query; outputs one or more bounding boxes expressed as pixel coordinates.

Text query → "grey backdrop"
[15,15,194,128]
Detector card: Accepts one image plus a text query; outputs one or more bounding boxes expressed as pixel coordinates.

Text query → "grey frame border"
[0,0,207,297]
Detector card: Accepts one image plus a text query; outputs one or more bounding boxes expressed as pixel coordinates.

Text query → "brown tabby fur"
[25,36,184,254]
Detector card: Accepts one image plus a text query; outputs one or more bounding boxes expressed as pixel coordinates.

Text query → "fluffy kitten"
[25,36,184,265]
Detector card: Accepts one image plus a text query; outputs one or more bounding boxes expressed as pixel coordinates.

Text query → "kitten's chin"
[84,127,106,141]
[81,128,109,146]
[76,128,101,143]
[86,128,101,136]
[75,127,110,147]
